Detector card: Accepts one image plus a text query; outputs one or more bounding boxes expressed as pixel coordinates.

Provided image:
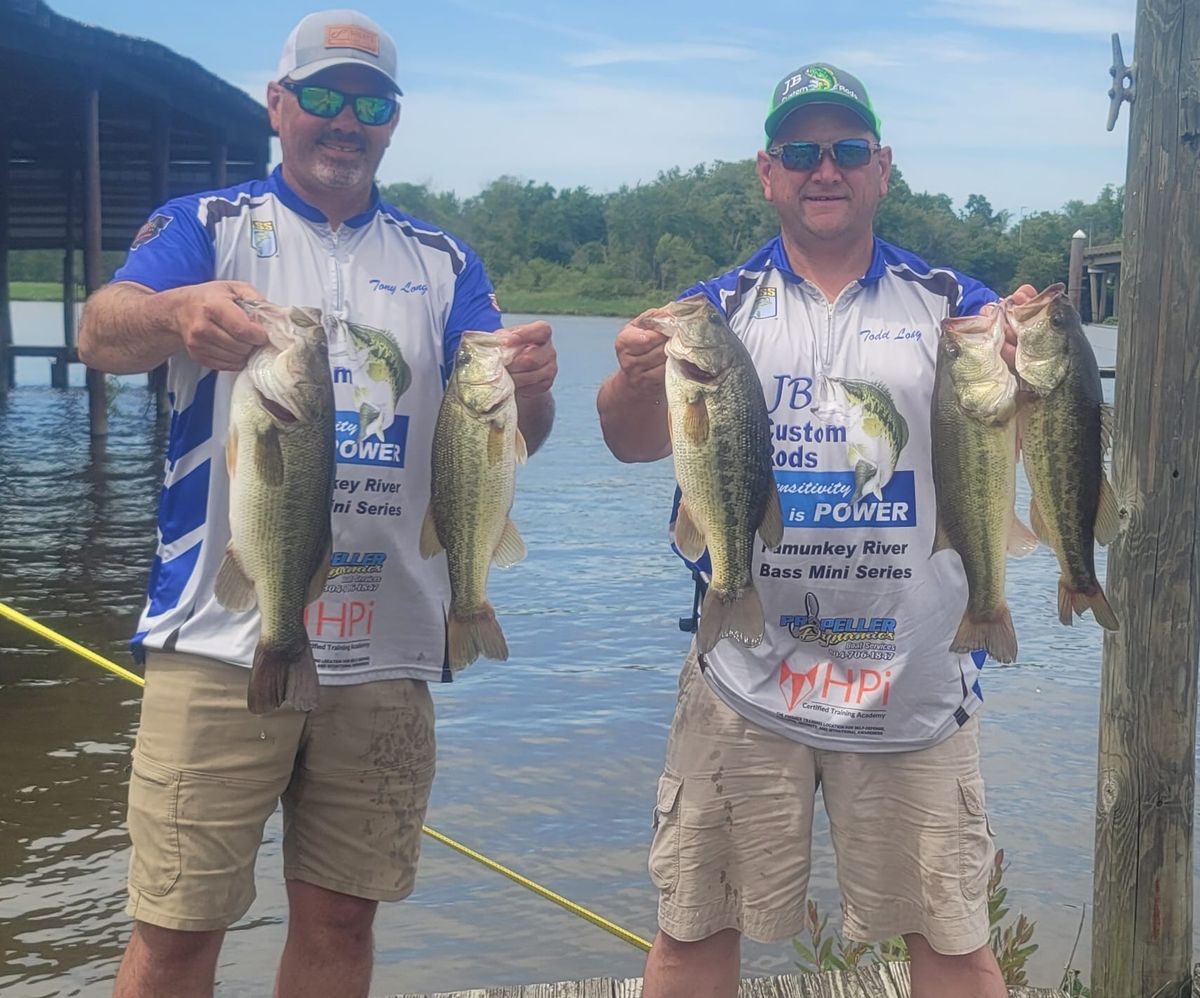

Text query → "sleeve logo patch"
[251,219,278,258]
[131,214,173,251]
[752,286,778,319]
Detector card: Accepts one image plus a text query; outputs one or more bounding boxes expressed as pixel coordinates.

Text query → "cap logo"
[808,66,836,90]
[324,24,380,56]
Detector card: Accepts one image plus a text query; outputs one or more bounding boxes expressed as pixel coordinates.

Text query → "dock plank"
[387,969,1063,997]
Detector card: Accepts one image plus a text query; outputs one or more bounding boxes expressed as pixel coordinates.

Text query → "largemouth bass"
[214,300,335,713]
[639,294,783,655]
[1009,284,1119,630]
[420,332,527,671]
[931,305,1036,663]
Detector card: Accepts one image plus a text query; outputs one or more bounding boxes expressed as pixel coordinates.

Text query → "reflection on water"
[0,312,1190,997]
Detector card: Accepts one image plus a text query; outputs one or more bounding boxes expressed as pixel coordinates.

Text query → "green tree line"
[9,164,1123,318]
[381,163,1122,316]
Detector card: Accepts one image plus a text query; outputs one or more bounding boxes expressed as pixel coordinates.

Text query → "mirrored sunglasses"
[280,80,397,126]
[767,138,879,171]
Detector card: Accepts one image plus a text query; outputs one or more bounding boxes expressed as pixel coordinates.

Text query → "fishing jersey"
[115,167,502,685]
[678,236,999,752]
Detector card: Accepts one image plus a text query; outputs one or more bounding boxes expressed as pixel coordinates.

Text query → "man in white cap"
[80,10,556,998]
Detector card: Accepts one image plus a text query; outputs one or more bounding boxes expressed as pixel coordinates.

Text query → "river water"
[0,304,1180,997]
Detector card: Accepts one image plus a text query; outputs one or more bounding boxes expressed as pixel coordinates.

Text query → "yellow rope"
[420,825,652,951]
[0,599,652,954]
[0,601,147,687]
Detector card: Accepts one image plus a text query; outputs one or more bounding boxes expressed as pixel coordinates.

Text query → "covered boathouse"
[0,0,272,433]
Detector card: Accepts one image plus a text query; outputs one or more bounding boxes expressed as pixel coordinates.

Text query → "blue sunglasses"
[767,138,880,171]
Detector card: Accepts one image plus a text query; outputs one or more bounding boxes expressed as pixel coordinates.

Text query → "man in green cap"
[598,62,1027,997]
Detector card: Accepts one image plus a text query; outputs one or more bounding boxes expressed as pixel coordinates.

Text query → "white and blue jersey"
[678,236,999,751]
[116,167,502,685]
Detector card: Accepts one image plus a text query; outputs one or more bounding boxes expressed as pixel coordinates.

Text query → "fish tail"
[696,584,766,655]
[1059,576,1120,631]
[447,603,509,671]
[248,638,319,714]
[951,606,1018,664]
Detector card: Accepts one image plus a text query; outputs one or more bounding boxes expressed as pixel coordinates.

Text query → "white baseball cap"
[276,9,402,94]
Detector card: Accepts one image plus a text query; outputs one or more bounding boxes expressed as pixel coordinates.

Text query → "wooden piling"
[1092,2,1200,996]
[0,131,11,396]
[1067,229,1086,312]
[82,84,107,437]
[54,166,76,390]
[210,133,228,189]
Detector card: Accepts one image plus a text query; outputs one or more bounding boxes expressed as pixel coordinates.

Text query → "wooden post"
[1092,3,1200,997]
[54,167,76,390]
[1089,268,1103,323]
[210,134,227,189]
[0,130,12,395]
[82,84,107,437]
[148,102,170,416]
[1067,229,1086,311]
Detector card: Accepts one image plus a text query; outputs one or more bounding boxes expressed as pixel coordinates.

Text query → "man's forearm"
[596,373,671,463]
[516,390,555,456]
[78,283,182,375]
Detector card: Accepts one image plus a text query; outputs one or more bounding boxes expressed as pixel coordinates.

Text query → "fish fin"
[254,426,285,487]
[758,488,784,549]
[851,459,877,503]
[306,532,332,606]
[1094,475,1121,546]
[1008,512,1040,558]
[214,547,256,612]
[951,607,1017,664]
[697,585,765,655]
[514,429,529,465]
[1028,496,1053,547]
[683,397,709,445]
[931,518,953,555]
[1059,576,1120,631]
[673,500,706,562]
[419,505,443,559]
[225,425,238,478]
[357,402,381,443]
[248,637,319,714]
[493,517,527,568]
[447,603,508,671]
[486,420,507,465]
[1100,403,1115,456]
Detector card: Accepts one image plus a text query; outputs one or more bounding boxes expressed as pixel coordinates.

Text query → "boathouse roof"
[1,0,272,251]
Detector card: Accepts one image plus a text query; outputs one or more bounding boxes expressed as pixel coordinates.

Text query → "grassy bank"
[496,289,664,318]
[10,282,85,302]
[11,282,664,318]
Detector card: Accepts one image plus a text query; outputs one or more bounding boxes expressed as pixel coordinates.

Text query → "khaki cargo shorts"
[125,651,436,931]
[648,651,994,955]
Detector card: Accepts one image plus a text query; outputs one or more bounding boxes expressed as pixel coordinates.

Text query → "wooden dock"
[387,967,1063,997]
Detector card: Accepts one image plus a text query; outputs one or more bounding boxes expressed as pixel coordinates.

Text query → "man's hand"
[159,281,269,370]
[612,313,671,401]
[497,321,557,398]
[994,283,1037,371]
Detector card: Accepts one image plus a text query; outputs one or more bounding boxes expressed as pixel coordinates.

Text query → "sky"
[50,0,1138,221]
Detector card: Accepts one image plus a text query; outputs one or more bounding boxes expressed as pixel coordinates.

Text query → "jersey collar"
[768,233,889,286]
[268,166,382,229]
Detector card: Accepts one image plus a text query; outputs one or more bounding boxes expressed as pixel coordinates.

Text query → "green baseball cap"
[764,63,881,145]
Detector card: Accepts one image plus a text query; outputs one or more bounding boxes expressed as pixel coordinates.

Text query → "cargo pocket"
[127,756,182,897]
[648,772,683,895]
[957,775,993,902]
